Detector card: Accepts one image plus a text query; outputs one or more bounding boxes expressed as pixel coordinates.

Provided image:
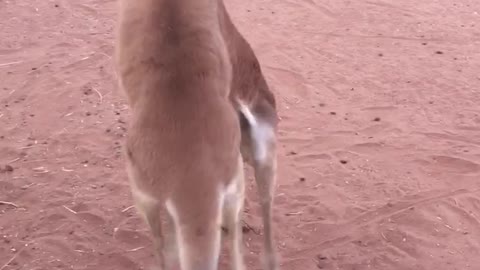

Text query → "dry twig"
[121,205,135,213]
[0,241,33,270]
[0,201,19,208]
[92,87,103,104]
[0,61,23,68]
[127,247,145,252]
[63,205,77,214]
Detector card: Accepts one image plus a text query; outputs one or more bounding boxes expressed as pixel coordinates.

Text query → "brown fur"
[219,3,278,269]
[115,0,278,269]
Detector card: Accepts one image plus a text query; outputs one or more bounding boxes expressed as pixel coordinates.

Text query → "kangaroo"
[219,1,279,269]
[115,0,278,269]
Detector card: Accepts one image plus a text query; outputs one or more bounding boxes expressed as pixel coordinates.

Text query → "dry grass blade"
[242,220,260,235]
[121,205,135,213]
[0,241,33,270]
[0,252,20,270]
[127,246,145,252]
[0,201,19,208]
[61,167,74,172]
[7,158,20,164]
[92,87,103,103]
[62,205,77,214]
[0,61,23,68]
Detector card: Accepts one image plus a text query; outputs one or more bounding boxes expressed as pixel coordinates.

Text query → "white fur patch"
[238,102,257,126]
[165,199,186,270]
[238,101,274,164]
[166,194,224,270]
[251,120,274,163]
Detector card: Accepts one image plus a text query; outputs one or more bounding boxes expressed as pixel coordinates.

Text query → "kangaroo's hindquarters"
[126,151,246,270]
[166,156,246,270]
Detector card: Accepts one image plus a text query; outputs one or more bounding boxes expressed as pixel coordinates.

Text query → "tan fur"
[115,0,278,269]
[219,2,279,269]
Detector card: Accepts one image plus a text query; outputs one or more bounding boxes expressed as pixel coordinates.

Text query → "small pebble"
[1,165,14,173]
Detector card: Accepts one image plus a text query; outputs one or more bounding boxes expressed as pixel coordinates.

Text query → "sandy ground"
[1,0,480,269]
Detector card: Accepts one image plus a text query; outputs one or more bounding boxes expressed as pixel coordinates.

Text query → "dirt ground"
[1,0,480,269]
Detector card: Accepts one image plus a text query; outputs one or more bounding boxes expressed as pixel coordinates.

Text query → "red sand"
[1,0,480,269]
